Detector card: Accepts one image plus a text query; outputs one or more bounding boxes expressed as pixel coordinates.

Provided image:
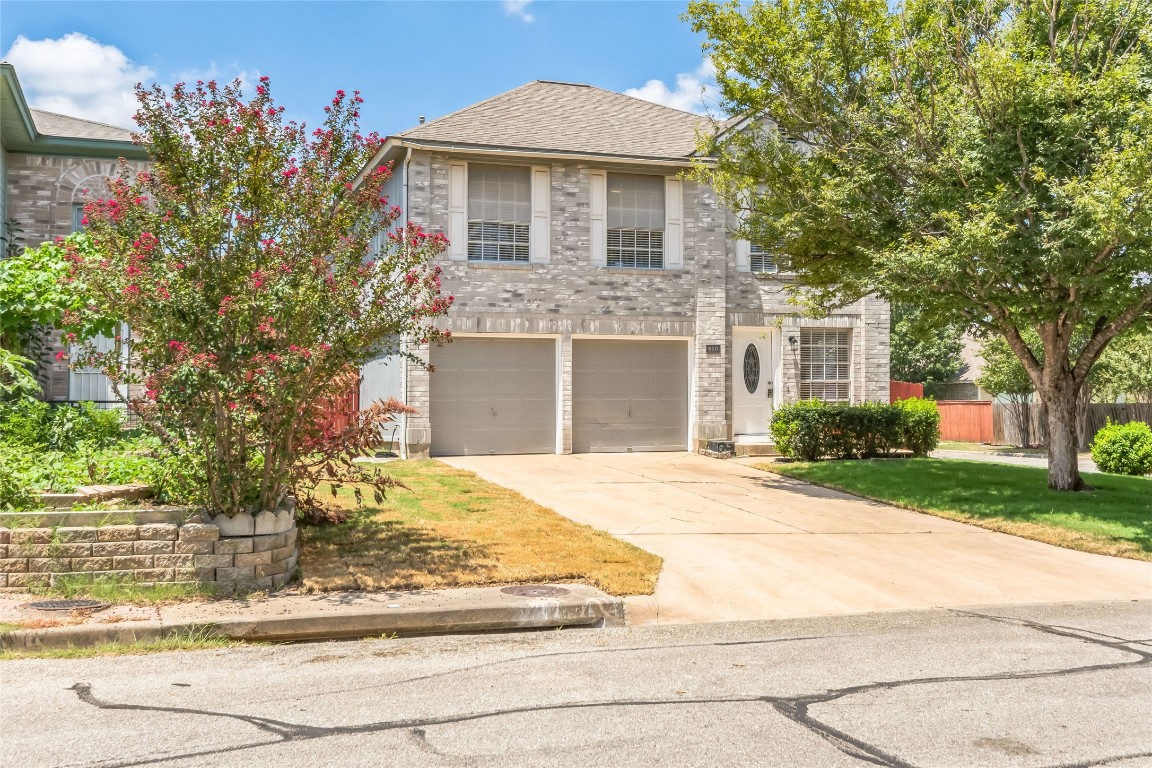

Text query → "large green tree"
[890,304,964,384]
[689,0,1152,490]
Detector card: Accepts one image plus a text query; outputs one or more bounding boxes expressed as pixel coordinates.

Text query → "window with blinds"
[607,173,664,269]
[749,243,778,274]
[467,164,531,262]
[799,329,850,402]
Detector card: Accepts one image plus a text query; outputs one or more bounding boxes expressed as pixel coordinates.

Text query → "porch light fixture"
[788,335,798,352]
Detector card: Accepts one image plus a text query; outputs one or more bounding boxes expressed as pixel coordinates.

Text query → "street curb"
[0,586,626,650]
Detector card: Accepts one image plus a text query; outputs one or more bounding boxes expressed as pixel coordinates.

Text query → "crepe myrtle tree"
[66,78,452,517]
[689,0,1152,490]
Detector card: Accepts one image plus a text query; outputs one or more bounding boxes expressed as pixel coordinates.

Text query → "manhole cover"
[25,599,108,612]
[500,586,570,598]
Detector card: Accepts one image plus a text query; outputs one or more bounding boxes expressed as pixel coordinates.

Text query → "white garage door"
[430,338,556,456]
[573,339,689,453]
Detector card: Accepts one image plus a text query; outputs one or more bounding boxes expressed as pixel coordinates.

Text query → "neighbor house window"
[749,243,778,274]
[72,203,87,232]
[607,173,664,269]
[799,328,850,402]
[467,163,530,263]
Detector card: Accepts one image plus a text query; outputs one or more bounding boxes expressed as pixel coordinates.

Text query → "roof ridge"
[579,82,709,119]
[29,107,136,136]
[396,82,540,138]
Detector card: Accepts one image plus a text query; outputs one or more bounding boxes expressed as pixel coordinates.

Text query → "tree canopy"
[689,0,1152,489]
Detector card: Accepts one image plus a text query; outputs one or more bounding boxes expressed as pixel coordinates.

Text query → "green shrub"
[1090,421,1152,476]
[0,399,123,452]
[771,398,941,461]
[897,397,941,457]
[0,446,38,510]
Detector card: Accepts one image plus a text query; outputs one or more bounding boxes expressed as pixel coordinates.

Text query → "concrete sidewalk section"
[0,584,625,650]
[443,453,1152,626]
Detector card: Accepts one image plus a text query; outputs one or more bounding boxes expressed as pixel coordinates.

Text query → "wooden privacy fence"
[994,402,1149,448]
[936,401,993,443]
[890,380,925,402]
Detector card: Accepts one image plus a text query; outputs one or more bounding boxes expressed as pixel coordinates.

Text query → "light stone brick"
[8,573,49,588]
[133,540,174,555]
[193,554,233,569]
[252,533,286,552]
[137,524,178,541]
[10,529,51,544]
[178,523,220,542]
[213,512,254,537]
[133,568,175,583]
[92,541,135,557]
[53,543,92,558]
[154,554,195,569]
[28,558,70,573]
[254,510,277,535]
[0,528,10,544]
[174,540,214,555]
[50,572,92,586]
[113,555,153,570]
[0,558,29,573]
[97,525,139,542]
[72,557,114,572]
[255,560,288,577]
[215,566,255,581]
[213,539,253,555]
[55,527,98,543]
[270,544,295,563]
[234,550,272,567]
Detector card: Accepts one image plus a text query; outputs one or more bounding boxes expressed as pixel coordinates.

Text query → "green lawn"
[759,459,1151,561]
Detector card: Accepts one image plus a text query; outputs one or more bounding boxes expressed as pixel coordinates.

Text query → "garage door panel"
[573,340,689,453]
[431,338,556,456]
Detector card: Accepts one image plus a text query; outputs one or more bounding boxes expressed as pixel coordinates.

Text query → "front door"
[732,329,777,435]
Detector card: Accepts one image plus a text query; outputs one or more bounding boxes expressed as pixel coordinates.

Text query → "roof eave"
[389,137,713,167]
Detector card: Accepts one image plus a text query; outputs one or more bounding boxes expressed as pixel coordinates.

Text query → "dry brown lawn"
[298,460,661,596]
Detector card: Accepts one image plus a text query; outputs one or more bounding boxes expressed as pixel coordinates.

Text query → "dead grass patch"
[299,460,661,596]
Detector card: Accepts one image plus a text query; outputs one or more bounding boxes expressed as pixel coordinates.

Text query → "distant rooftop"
[396,80,712,161]
[29,108,136,143]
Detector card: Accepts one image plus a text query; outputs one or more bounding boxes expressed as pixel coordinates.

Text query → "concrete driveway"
[442,453,1152,625]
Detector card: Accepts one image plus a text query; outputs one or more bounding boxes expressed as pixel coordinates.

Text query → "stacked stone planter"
[0,502,297,592]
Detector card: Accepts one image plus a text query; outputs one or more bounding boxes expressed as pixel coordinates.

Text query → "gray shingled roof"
[30,109,135,143]
[397,81,708,160]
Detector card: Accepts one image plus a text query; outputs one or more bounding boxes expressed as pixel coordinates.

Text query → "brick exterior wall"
[4,152,149,401]
[391,150,891,455]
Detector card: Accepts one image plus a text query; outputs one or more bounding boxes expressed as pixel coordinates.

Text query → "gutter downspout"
[399,146,413,460]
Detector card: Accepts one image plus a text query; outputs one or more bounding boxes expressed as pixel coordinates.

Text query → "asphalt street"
[2,600,1150,768]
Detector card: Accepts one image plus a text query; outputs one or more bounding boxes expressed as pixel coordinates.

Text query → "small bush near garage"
[1090,421,1152,476]
[771,397,940,461]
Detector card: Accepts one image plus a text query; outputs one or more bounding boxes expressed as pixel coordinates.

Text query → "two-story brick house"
[1,62,149,403]
[360,80,890,457]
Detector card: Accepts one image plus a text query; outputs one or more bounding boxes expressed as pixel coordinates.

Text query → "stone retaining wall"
[0,506,298,592]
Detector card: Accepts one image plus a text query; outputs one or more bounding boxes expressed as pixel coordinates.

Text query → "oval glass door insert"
[743,344,760,394]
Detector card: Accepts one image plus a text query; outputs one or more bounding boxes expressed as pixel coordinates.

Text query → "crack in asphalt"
[60,610,1151,768]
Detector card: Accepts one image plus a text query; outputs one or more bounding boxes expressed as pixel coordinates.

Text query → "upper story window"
[607,173,664,269]
[799,328,851,403]
[749,243,778,274]
[467,164,530,263]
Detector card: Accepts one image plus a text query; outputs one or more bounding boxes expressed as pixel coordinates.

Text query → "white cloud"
[503,0,535,23]
[625,59,720,115]
[3,33,155,129]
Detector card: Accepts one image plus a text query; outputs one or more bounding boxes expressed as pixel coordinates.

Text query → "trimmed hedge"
[770,397,940,461]
[1090,420,1152,476]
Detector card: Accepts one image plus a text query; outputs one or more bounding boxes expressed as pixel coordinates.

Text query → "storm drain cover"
[500,586,570,598]
[26,599,108,612]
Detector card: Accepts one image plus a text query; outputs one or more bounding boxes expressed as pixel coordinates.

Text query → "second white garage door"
[430,338,557,456]
[572,339,689,453]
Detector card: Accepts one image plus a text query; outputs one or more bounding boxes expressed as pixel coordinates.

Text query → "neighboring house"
[360,80,890,457]
[931,334,994,401]
[0,62,149,403]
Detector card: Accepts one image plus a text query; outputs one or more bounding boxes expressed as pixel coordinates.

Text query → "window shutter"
[735,239,750,271]
[447,161,467,261]
[589,170,607,267]
[530,165,551,264]
[664,176,683,269]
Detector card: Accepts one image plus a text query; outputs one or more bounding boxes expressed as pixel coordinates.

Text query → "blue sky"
[1,1,720,135]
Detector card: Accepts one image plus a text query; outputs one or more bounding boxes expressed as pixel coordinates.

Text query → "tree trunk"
[1043,382,1085,491]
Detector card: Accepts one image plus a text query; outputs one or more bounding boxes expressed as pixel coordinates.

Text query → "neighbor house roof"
[393,80,712,162]
[29,108,136,143]
[0,62,146,159]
